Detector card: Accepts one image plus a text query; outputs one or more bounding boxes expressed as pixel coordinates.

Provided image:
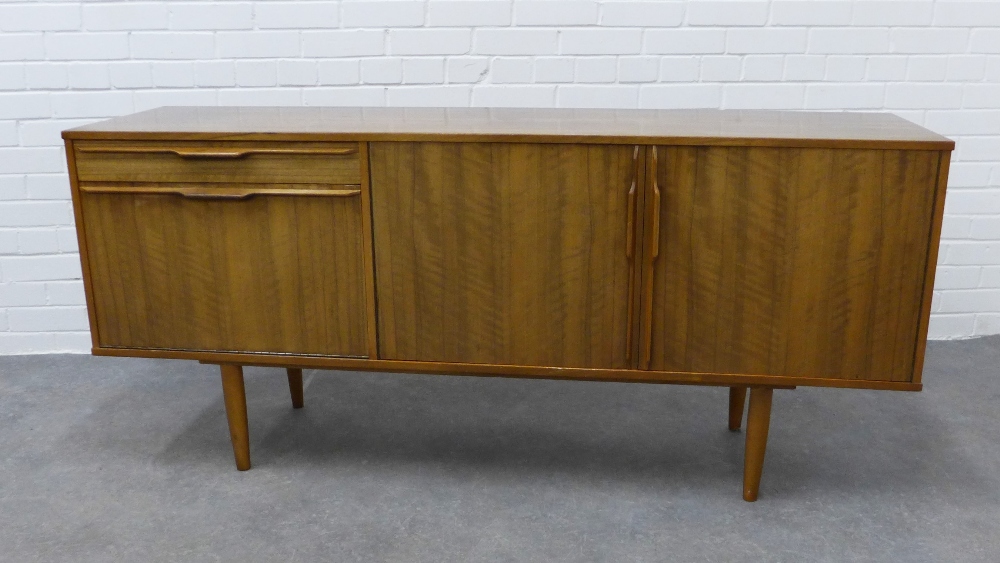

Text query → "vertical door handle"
[626,180,637,258]
[626,146,641,363]
[642,146,661,369]
[651,178,661,259]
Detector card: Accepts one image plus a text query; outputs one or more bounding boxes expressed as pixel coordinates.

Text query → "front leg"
[742,387,774,502]
[220,364,251,471]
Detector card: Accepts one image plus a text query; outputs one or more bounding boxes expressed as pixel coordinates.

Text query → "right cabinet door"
[643,145,941,382]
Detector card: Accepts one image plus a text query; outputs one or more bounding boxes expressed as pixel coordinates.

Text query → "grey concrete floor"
[1,338,999,562]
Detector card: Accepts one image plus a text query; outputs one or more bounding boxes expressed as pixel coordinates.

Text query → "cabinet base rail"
[214,363,781,502]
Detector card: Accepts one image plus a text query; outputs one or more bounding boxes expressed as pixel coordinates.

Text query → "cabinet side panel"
[64,140,102,348]
[911,151,951,384]
[82,193,369,356]
[878,150,941,381]
[370,142,635,369]
[651,146,938,382]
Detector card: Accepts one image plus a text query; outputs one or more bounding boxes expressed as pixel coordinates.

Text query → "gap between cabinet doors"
[625,145,650,370]
[626,145,663,372]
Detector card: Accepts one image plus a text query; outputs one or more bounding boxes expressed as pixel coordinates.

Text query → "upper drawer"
[73,141,361,185]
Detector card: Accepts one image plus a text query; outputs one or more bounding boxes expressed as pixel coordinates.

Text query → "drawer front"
[80,189,370,357]
[74,141,362,185]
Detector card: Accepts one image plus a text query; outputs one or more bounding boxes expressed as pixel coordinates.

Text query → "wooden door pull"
[642,147,661,369]
[626,180,637,258]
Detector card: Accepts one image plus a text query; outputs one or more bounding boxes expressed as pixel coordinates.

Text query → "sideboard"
[62,107,953,501]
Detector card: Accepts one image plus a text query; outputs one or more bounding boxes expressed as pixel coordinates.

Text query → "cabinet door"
[643,146,941,382]
[81,189,370,357]
[370,142,641,369]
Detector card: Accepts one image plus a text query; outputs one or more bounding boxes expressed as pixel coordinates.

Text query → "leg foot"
[743,387,773,502]
[220,364,251,471]
[287,368,304,409]
[728,387,747,431]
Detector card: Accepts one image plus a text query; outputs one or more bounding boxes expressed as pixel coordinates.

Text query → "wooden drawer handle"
[180,190,256,200]
[77,146,359,158]
[173,149,254,159]
[80,185,362,198]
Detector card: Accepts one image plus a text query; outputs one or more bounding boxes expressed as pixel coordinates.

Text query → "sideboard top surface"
[63,106,954,150]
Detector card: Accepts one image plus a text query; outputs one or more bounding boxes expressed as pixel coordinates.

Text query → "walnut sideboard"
[62,107,953,501]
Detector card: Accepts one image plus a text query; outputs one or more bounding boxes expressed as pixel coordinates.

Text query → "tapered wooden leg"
[286,368,304,409]
[743,387,773,502]
[220,364,250,471]
[728,387,747,431]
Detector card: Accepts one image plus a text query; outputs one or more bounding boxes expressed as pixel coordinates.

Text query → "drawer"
[74,140,361,185]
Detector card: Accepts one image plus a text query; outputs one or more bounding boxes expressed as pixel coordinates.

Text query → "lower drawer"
[80,189,370,357]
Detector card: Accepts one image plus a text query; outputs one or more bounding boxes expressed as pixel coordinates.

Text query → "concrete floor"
[1,338,999,562]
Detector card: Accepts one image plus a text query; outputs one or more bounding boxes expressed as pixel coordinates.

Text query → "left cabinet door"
[370,142,643,369]
[79,187,371,357]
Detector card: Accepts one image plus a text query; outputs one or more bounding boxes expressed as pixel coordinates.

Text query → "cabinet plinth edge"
[91,346,923,392]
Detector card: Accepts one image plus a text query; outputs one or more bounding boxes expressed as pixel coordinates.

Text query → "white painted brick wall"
[1,0,999,353]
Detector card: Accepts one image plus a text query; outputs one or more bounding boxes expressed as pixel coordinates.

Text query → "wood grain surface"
[81,190,370,356]
[63,109,953,392]
[645,145,941,382]
[74,140,361,184]
[63,107,954,150]
[370,141,638,369]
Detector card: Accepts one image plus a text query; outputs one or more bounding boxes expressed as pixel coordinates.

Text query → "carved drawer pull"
[173,149,254,159]
[80,185,362,199]
[179,190,256,200]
